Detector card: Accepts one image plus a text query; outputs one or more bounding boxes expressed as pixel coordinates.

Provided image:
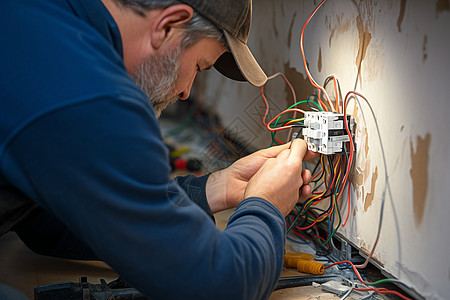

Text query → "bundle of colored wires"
[258,0,407,298]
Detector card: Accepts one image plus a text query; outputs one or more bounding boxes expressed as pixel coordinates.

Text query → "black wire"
[335,153,348,194]
[309,154,322,178]
[311,156,325,184]
[286,201,309,233]
[323,76,344,110]
[312,181,324,193]
[286,213,304,233]
[307,156,336,221]
[306,94,320,112]
[287,136,351,250]
[323,76,333,89]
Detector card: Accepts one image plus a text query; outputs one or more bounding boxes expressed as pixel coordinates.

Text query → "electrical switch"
[303,112,354,155]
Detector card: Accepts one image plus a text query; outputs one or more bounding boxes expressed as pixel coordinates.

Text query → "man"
[0,0,313,299]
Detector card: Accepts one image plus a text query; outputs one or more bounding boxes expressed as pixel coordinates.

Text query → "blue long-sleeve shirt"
[0,0,286,299]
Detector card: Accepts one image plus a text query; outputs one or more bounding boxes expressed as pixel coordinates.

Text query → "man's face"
[132,37,227,117]
[132,46,180,118]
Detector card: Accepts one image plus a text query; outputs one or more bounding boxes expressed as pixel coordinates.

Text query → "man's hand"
[206,139,316,214]
[243,139,310,216]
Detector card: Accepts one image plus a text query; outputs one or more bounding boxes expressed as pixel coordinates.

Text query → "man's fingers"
[276,148,291,160]
[299,184,312,202]
[256,140,319,161]
[288,139,308,160]
[255,142,291,159]
[303,149,320,161]
[302,169,311,185]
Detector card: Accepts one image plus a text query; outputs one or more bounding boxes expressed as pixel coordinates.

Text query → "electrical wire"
[259,1,403,298]
[339,280,355,300]
[300,0,335,112]
[323,75,343,113]
[325,260,413,300]
[342,91,388,269]
[260,73,306,145]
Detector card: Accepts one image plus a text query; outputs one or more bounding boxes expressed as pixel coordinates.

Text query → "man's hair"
[112,0,227,49]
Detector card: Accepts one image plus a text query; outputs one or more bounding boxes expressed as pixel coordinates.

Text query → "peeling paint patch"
[352,0,377,86]
[287,12,297,48]
[356,15,372,87]
[410,133,431,227]
[364,167,378,211]
[436,0,450,18]
[283,64,315,107]
[423,35,428,62]
[318,46,322,73]
[360,243,369,256]
[350,125,371,202]
[397,0,407,32]
[326,14,352,48]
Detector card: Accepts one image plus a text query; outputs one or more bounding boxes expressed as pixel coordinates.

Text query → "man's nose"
[178,80,194,100]
[178,89,190,100]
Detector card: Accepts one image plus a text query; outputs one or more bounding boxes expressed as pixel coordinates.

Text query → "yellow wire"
[304,156,342,222]
[284,118,305,126]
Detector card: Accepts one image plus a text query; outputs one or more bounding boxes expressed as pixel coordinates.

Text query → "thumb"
[288,139,308,160]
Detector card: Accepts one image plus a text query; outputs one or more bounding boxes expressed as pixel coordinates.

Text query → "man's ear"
[150,4,194,50]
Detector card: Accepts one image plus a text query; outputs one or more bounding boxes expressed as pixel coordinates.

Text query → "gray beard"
[132,48,181,118]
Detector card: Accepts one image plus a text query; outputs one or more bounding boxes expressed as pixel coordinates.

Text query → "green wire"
[270,99,323,146]
[270,118,303,146]
[273,100,322,128]
[319,163,343,246]
[368,278,397,285]
[329,194,342,243]
[287,99,322,111]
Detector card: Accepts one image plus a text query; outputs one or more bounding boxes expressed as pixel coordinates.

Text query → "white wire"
[340,286,354,300]
[339,276,356,300]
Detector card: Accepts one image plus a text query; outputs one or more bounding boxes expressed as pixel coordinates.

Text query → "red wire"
[300,0,335,112]
[325,261,412,300]
[292,230,312,241]
[265,109,305,132]
[296,197,333,230]
[259,73,304,136]
[354,287,412,300]
[336,92,355,198]
[298,3,404,298]
[260,85,270,127]
[274,136,284,145]
[339,91,384,269]
[313,225,331,247]
[310,156,340,207]
[310,168,323,181]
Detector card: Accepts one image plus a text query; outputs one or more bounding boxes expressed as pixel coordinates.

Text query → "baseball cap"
[180,0,267,87]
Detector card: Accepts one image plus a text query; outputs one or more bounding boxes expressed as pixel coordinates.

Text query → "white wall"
[194,0,450,298]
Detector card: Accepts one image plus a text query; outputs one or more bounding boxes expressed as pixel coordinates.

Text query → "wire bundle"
[258,0,412,299]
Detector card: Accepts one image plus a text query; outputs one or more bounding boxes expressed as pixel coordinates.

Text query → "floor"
[0,209,361,299]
